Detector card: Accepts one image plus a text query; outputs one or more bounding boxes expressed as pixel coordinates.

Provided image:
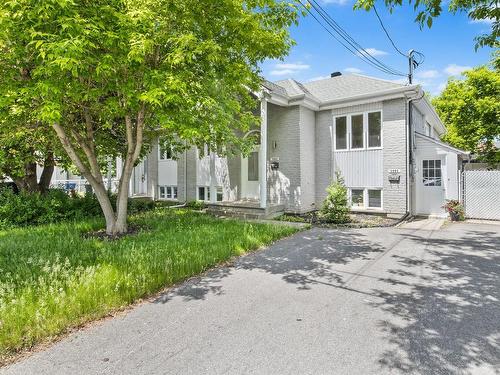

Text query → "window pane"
[166,186,172,198]
[173,187,178,199]
[423,160,428,168]
[351,114,364,149]
[198,187,205,200]
[335,117,347,149]
[351,189,364,207]
[368,190,382,208]
[216,187,223,202]
[435,160,441,168]
[159,186,165,198]
[248,152,259,181]
[368,112,381,147]
[429,160,434,168]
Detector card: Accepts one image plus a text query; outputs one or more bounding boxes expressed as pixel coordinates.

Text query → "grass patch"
[0,209,298,361]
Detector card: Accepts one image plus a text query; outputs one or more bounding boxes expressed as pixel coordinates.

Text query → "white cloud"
[437,82,447,92]
[469,17,494,25]
[444,64,472,76]
[416,69,440,79]
[274,63,310,71]
[357,48,388,57]
[344,67,363,74]
[270,69,296,76]
[269,62,310,77]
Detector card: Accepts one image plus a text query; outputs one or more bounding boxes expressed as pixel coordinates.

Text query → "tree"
[355,0,499,49]
[432,65,500,164]
[320,172,350,224]
[0,0,300,235]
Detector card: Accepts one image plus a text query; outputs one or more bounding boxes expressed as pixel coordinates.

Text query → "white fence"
[462,170,500,220]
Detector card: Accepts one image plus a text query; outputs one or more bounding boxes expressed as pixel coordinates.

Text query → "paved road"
[2,222,500,375]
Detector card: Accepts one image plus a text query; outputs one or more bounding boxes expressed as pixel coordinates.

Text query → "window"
[335,116,347,150]
[198,186,208,201]
[248,151,259,181]
[351,189,364,208]
[351,114,364,149]
[216,187,223,202]
[159,141,172,160]
[425,122,431,137]
[368,112,382,148]
[368,190,382,208]
[422,160,442,186]
[159,185,177,200]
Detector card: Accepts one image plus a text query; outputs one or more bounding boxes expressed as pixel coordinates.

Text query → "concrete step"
[207,202,284,220]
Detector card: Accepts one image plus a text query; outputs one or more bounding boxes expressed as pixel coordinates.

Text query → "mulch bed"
[82,224,145,241]
[277,211,401,228]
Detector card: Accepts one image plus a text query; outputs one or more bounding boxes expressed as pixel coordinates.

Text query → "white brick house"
[67,73,469,218]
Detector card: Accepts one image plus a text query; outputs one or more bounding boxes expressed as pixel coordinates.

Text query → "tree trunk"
[24,162,39,193]
[38,152,55,194]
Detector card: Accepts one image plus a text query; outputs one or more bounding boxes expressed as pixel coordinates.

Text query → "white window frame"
[333,110,383,151]
[425,122,432,137]
[367,111,383,149]
[197,186,209,201]
[197,186,223,202]
[349,187,384,211]
[334,115,348,151]
[158,185,178,200]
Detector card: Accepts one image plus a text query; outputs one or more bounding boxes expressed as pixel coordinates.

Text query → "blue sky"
[261,1,495,95]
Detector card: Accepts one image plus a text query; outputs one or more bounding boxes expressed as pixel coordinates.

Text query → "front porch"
[206,199,284,220]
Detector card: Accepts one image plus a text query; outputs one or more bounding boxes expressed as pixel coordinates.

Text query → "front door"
[241,149,260,200]
[133,160,147,195]
[416,157,446,216]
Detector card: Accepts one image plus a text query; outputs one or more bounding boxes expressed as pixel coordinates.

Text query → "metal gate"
[462,170,500,220]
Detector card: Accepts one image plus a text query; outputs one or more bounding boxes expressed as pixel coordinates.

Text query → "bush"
[0,189,158,229]
[319,172,350,223]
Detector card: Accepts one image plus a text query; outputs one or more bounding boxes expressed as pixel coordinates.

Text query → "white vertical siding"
[333,149,383,187]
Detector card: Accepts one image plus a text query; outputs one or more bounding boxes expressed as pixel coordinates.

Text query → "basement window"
[159,185,177,200]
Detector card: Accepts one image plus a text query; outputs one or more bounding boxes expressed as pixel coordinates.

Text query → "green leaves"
[433,65,500,165]
[354,0,498,49]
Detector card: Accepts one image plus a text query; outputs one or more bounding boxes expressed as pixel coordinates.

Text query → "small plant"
[319,172,350,224]
[185,200,206,210]
[442,199,465,221]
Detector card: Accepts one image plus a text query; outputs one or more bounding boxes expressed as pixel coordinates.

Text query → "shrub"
[319,172,350,223]
[0,189,158,229]
[185,200,206,210]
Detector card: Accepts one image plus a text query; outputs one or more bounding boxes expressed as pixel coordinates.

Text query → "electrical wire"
[299,0,408,77]
[373,5,408,57]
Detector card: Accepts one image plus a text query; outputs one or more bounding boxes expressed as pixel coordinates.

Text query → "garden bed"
[276,211,400,228]
[0,209,298,363]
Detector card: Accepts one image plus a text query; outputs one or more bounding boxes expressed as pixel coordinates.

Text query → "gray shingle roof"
[271,74,407,103]
[302,74,405,102]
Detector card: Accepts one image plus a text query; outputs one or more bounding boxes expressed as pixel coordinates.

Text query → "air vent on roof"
[331,72,342,78]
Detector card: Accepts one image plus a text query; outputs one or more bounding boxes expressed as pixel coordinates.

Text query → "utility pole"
[408,49,415,84]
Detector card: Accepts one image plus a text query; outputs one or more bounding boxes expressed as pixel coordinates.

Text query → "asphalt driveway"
[2,221,500,375]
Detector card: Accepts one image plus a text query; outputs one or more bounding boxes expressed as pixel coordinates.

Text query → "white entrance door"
[133,160,147,195]
[241,149,260,200]
[416,157,446,216]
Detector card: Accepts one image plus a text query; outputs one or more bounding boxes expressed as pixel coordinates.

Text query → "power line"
[373,6,408,57]
[299,0,407,77]
[307,0,406,76]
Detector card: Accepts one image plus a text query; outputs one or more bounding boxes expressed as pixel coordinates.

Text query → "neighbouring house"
[48,73,469,218]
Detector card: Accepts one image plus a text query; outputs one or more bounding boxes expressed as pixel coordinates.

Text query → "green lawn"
[0,209,298,361]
